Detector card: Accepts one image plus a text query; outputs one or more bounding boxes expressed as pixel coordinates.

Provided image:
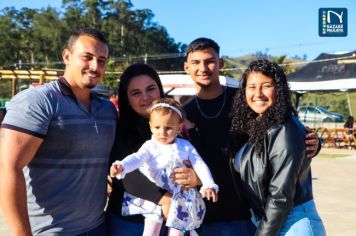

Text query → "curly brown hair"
[229,59,298,154]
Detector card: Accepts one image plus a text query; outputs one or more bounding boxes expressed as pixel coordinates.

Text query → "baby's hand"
[110,162,123,178]
[201,188,218,202]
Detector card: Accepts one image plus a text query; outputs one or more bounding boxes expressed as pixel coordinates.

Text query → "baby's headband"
[150,103,182,118]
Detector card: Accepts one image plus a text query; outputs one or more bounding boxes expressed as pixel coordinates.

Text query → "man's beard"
[82,76,100,89]
[82,70,101,89]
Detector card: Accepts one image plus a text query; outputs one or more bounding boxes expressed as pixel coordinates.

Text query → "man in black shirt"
[179,37,254,235]
[174,38,321,236]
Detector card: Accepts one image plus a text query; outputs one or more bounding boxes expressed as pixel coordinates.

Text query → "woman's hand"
[170,160,202,191]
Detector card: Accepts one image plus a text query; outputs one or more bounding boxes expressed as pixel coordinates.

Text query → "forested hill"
[0,0,186,72]
[221,54,306,79]
[0,0,309,88]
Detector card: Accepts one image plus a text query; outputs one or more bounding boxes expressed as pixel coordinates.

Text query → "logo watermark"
[319,8,347,37]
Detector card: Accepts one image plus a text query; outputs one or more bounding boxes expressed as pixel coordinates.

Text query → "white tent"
[288,78,356,92]
[287,51,356,113]
[288,51,356,92]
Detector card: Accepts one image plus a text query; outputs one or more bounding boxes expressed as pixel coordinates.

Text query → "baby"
[110,98,218,236]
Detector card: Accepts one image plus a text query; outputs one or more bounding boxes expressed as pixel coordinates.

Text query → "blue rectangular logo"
[319,8,347,37]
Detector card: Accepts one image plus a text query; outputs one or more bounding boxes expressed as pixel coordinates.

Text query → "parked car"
[297,105,344,122]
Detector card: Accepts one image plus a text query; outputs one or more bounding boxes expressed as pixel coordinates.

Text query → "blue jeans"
[279,200,326,236]
[76,221,107,236]
[197,220,256,236]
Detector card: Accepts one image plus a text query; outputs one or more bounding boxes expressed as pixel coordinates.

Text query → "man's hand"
[305,127,321,158]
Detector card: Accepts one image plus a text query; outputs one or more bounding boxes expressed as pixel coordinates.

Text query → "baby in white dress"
[110,98,218,236]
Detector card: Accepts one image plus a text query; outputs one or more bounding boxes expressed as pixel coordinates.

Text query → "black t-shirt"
[184,86,251,223]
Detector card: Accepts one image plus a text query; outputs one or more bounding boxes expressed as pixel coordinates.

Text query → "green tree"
[31,7,66,68]
[15,8,38,66]
[62,0,87,31]
[0,0,186,87]
[0,7,22,68]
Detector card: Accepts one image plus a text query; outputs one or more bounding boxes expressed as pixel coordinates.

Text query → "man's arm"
[305,127,321,158]
[0,128,43,236]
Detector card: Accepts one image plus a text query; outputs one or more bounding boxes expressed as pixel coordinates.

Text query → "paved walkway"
[311,148,356,236]
[1,148,355,235]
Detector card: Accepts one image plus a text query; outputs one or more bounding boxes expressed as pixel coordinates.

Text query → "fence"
[0,69,62,97]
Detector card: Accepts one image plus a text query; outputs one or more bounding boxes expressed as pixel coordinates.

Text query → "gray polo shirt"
[2,78,117,235]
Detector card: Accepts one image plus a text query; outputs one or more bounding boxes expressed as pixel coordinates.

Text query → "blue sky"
[0,0,354,61]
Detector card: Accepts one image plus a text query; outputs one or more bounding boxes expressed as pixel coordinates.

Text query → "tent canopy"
[288,50,356,92]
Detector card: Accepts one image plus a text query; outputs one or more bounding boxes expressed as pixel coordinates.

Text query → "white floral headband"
[150,103,182,118]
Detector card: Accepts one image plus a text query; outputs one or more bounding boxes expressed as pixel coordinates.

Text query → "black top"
[106,116,166,222]
[235,116,312,235]
[183,86,251,223]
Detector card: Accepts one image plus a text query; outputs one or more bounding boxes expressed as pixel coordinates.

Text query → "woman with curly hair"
[229,59,326,236]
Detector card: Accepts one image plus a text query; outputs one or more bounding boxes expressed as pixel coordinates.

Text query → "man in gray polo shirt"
[0,28,117,235]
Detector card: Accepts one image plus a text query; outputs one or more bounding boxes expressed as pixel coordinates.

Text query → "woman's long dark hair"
[230,59,297,154]
[112,63,164,160]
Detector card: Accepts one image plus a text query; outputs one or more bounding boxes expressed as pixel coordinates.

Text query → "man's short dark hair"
[186,37,220,57]
[67,28,108,51]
